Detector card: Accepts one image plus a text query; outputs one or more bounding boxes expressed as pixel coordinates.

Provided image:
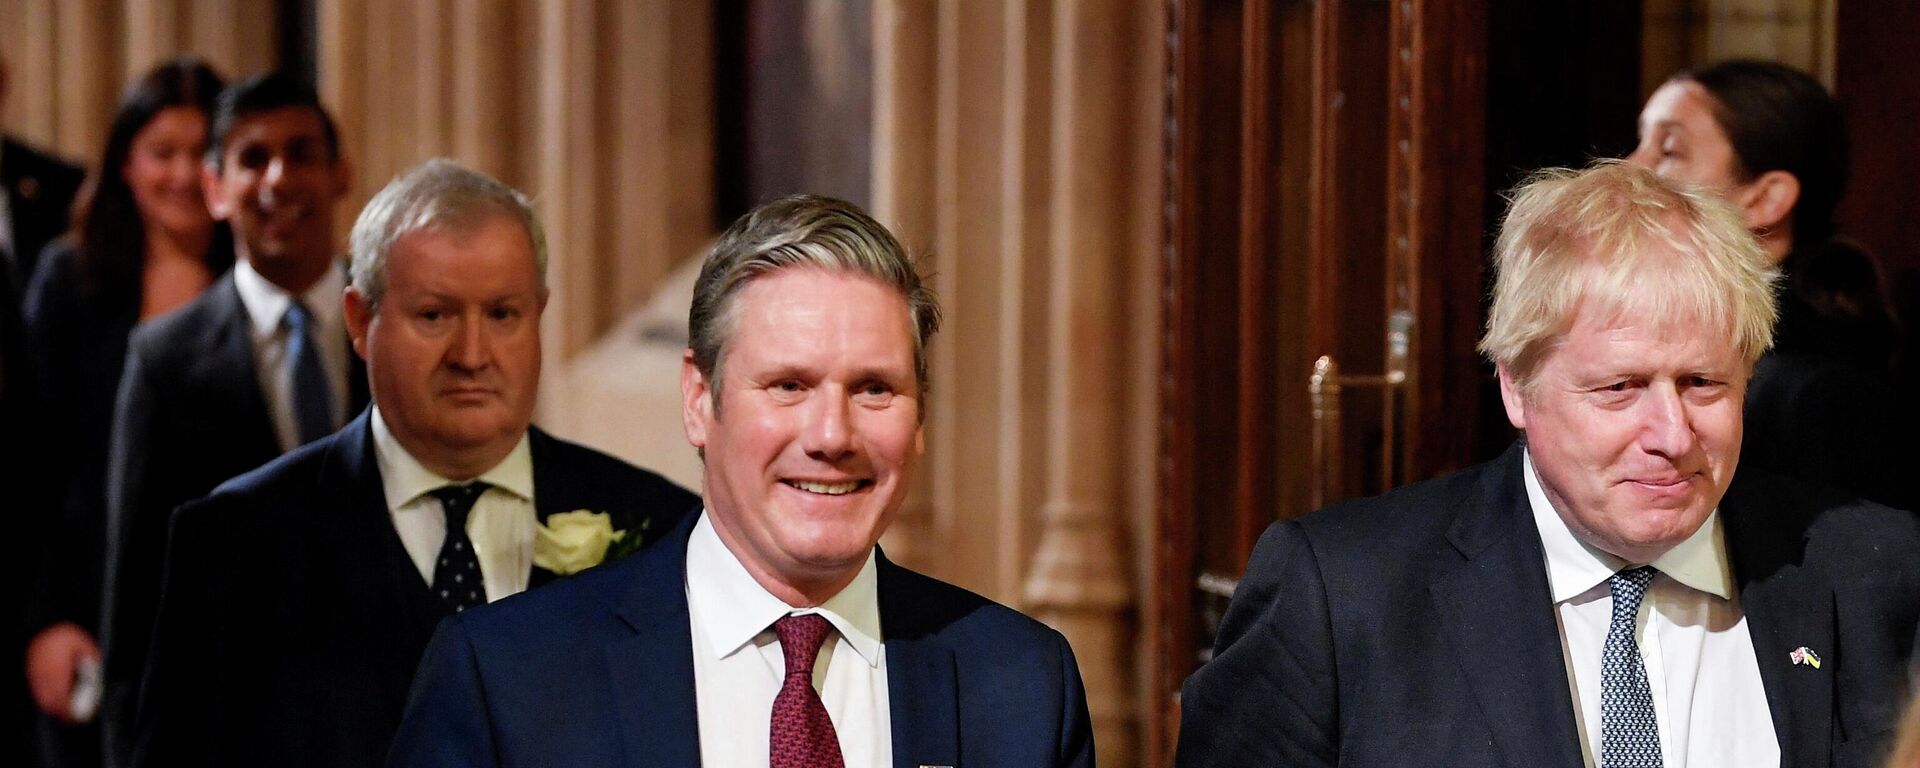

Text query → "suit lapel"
[205,277,281,457]
[1722,474,1835,767]
[526,428,581,588]
[320,411,447,702]
[1429,446,1584,768]
[877,555,960,768]
[605,512,702,767]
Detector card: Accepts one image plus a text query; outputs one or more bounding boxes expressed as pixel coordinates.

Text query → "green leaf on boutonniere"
[603,516,653,562]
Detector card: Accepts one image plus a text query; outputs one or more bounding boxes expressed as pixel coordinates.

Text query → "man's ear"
[343,286,371,360]
[1736,169,1800,234]
[202,164,231,221]
[681,349,713,451]
[1496,364,1528,431]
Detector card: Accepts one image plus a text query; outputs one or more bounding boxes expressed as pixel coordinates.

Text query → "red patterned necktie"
[770,614,845,768]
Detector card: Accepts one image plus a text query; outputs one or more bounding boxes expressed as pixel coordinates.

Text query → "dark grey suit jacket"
[101,272,368,764]
[1178,443,1920,768]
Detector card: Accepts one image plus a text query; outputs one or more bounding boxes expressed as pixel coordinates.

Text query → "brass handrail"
[1308,310,1414,509]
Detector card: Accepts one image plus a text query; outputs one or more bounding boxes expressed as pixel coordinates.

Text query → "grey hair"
[689,194,941,411]
[349,158,547,309]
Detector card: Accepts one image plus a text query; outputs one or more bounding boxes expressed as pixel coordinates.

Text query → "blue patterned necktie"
[283,300,336,445]
[430,482,492,614]
[1601,565,1663,768]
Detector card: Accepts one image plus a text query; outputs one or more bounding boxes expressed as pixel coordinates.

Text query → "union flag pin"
[1789,646,1822,669]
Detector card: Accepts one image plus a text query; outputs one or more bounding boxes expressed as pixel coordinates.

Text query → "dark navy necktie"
[283,300,335,445]
[770,614,843,768]
[1601,565,1663,767]
[430,482,492,613]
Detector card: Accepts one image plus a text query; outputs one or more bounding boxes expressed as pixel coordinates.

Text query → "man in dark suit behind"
[99,72,367,766]
[1179,163,1920,767]
[0,51,84,768]
[132,159,696,768]
[389,194,1094,767]
[0,70,84,287]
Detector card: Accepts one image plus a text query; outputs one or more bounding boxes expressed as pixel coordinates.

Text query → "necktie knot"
[430,482,492,529]
[1609,565,1659,615]
[773,614,833,680]
[284,299,313,334]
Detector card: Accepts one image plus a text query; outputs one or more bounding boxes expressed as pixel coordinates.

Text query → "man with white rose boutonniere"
[130,160,695,768]
[389,195,1094,768]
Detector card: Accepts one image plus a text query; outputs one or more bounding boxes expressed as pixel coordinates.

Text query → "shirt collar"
[369,405,533,508]
[231,257,347,338]
[684,511,884,668]
[1523,448,1733,603]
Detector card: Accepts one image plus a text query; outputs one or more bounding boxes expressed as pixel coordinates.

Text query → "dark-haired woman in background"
[1629,59,1911,509]
[18,58,228,767]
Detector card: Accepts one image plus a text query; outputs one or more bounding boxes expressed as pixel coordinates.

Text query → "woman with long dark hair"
[1629,59,1910,508]
[19,57,228,763]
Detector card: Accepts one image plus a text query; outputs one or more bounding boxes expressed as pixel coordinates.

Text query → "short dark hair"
[1678,59,1846,246]
[207,71,341,170]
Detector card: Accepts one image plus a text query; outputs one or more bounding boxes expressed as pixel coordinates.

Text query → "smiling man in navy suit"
[131,159,694,768]
[389,194,1094,768]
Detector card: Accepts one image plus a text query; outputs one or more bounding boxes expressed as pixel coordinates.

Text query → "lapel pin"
[18,176,38,200]
[1789,646,1822,669]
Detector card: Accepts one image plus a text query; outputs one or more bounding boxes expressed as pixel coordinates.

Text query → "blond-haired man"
[1179,162,1920,767]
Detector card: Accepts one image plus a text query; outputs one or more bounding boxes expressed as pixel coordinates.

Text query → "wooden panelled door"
[1152,0,1490,762]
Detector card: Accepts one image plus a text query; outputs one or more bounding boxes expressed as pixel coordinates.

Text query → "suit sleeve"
[20,248,98,633]
[101,340,157,767]
[15,245,68,636]
[1175,520,1338,767]
[129,502,221,768]
[1053,630,1095,767]
[386,616,503,768]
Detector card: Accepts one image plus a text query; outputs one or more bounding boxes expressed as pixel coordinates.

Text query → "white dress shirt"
[1525,450,1779,768]
[231,258,351,451]
[371,406,537,601]
[685,512,892,767]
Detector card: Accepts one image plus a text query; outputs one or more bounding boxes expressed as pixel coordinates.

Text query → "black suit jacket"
[2,133,81,768]
[1742,350,1915,511]
[1178,443,1920,768]
[2,136,83,283]
[100,272,368,764]
[387,512,1096,768]
[21,240,139,635]
[131,410,697,768]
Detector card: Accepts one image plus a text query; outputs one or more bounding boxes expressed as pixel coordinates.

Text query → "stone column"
[870,0,940,573]
[1021,1,1138,764]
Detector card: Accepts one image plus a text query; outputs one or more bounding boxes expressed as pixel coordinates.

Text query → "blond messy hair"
[1479,160,1779,394]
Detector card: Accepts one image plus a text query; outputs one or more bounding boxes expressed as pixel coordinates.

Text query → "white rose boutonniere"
[535,510,646,575]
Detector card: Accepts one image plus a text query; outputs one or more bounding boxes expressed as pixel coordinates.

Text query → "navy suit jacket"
[1178,443,1920,768]
[387,512,1095,768]
[101,271,370,764]
[131,410,696,768]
